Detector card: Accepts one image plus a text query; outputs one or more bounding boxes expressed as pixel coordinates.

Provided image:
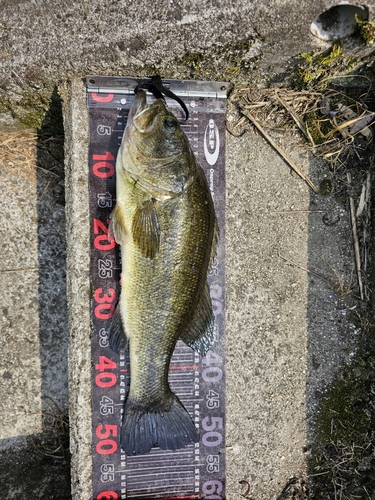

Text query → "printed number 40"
[95,355,117,388]
[202,351,223,383]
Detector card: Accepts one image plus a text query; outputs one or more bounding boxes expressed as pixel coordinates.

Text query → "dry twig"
[347,172,364,300]
[275,91,310,141]
[279,254,358,298]
[279,254,335,288]
[240,109,319,193]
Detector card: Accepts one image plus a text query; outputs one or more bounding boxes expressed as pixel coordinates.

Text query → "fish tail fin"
[121,394,199,455]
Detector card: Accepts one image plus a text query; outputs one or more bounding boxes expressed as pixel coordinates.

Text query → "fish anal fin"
[180,283,215,356]
[132,199,160,259]
[108,303,128,353]
[209,216,219,270]
[121,394,198,455]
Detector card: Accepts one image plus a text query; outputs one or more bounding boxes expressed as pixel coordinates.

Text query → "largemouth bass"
[109,90,218,456]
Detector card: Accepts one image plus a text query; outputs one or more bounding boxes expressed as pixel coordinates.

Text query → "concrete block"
[63,76,362,498]
[62,79,93,500]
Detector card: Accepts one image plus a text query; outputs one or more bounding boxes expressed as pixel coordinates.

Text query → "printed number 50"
[95,424,118,455]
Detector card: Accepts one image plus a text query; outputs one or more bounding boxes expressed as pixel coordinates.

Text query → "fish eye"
[164,117,177,130]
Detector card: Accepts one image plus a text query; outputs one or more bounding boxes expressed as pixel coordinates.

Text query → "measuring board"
[86,76,228,500]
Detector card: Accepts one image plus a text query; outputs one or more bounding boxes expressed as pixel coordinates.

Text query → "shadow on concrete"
[35,86,71,498]
[0,88,71,499]
[306,85,375,498]
[36,87,69,414]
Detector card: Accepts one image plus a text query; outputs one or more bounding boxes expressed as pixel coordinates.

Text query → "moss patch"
[0,82,57,130]
[295,43,346,89]
[174,37,263,81]
[304,111,335,146]
[319,178,333,196]
[309,346,375,498]
[356,14,375,47]
[314,358,373,445]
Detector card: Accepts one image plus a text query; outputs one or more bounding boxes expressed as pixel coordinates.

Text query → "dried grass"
[0,128,61,179]
[0,129,37,170]
[311,440,374,500]
[233,84,374,305]
[31,397,69,462]
[233,87,374,168]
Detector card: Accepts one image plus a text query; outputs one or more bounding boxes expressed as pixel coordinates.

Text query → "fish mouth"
[130,90,165,134]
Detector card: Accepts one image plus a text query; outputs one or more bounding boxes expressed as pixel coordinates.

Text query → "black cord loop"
[134,75,189,122]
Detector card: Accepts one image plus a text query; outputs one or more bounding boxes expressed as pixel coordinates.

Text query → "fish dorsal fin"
[132,199,160,259]
[180,282,215,356]
[108,304,128,353]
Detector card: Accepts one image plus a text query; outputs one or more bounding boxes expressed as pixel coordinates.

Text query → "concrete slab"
[0,121,70,497]
[224,123,358,498]
[0,128,68,442]
[2,0,375,129]
[0,131,42,441]
[0,0,338,84]
[225,132,309,497]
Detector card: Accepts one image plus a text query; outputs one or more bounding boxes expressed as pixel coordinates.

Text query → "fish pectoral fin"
[131,199,160,259]
[180,282,215,356]
[108,303,128,353]
[109,203,127,245]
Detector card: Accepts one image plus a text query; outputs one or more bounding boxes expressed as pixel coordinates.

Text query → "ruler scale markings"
[128,460,196,465]
[126,452,194,462]
[128,473,196,480]
[127,455,194,463]
[126,486,196,493]
[88,78,226,500]
[126,494,200,500]
[127,471,197,478]
[127,457,193,466]
[127,473,196,481]
[126,483,197,490]
[127,462,197,469]
[127,461,195,471]
[127,464,197,471]
[127,469,195,478]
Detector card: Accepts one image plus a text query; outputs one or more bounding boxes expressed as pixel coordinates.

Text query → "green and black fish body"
[109,90,218,456]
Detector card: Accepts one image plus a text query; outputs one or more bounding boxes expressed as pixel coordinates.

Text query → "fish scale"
[121,170,214,400]
[87,76,227,500]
